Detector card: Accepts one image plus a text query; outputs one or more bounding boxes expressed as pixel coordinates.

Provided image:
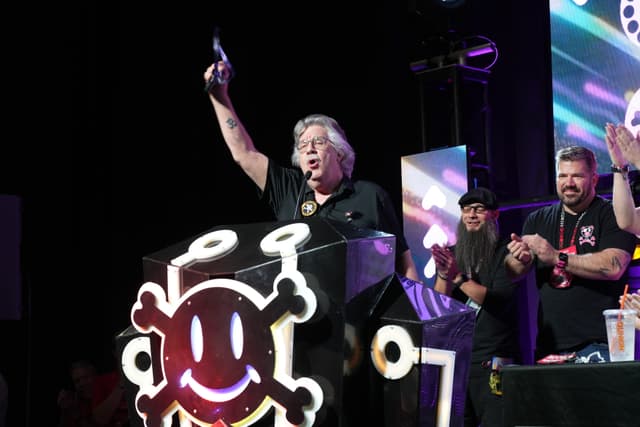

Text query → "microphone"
[293,170,312,220]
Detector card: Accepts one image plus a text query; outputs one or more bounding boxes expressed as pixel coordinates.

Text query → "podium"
[370,279,475,427]
[117,218,474,426]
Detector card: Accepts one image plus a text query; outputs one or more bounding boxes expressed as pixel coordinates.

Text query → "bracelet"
[611,164,630,174]
[437,272,448,281]
[453,273,470,289]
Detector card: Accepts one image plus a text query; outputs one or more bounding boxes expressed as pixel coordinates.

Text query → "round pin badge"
[301,201,318,217]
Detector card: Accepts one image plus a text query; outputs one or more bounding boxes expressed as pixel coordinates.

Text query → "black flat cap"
[458,187,499,210]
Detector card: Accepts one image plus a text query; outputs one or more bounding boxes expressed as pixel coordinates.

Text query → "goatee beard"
[559,187,589,209]
[455,219,499,274]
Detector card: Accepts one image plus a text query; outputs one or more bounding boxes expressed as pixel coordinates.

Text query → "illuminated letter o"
[370,325,416,380]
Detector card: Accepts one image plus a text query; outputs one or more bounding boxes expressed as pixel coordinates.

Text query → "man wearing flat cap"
[432,187,520,427]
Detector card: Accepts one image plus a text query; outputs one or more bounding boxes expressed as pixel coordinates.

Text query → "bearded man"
[506,146,637,363]
[432,187,520,427]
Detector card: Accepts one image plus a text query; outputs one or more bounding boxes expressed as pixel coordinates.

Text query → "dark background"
[1,1,554,425]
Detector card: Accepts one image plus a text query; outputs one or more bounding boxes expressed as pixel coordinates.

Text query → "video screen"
[550,0,640,174]
[401,146,468,286]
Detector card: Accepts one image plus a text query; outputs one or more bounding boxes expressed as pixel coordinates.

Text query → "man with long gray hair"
[203,60,418,281]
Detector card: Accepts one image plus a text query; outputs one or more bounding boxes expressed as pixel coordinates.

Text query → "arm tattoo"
[611,256,622,271]
[599,256,623,278]
[225,117,237,129]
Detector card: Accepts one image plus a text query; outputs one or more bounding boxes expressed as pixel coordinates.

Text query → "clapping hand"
[508,233,532,264]
[605,123,640,168]
[431,243,458,279]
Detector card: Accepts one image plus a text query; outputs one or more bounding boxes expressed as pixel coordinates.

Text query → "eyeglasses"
[461,204,488,214]
[296,136,332,151]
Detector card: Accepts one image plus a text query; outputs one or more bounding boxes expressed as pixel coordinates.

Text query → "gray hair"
[555,146,597,174]
[290,114,356,178]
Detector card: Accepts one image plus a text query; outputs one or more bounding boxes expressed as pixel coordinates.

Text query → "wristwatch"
[610,164,630,174]
[558,252,568,267]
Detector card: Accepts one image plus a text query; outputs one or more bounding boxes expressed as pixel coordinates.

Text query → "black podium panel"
[122,218,397,427]
[369,279,475,427]
[142,218,394,300]
[115,325,156,427]
[502,362,640,427]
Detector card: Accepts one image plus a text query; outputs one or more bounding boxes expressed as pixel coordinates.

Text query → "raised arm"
[204,61,268,190]
[605,123,640,234]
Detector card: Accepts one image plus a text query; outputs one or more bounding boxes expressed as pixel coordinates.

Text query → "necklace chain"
[559,209,586,249]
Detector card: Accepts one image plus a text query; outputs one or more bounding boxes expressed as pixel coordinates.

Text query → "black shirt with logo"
[260,159,409,255]
[522,196,637,356]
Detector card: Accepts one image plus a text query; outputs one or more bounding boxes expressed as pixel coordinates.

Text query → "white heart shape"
[421,185,447,211]
[423,224,448,249]
[424,256,437,279]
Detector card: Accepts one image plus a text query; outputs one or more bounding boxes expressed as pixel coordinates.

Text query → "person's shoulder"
[527,202,558,219]
[584,196,617,218]
[267,159,295,173]
[591,195,613,209]
[351,179,387,193]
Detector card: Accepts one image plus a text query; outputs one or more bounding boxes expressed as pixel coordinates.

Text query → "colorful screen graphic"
[401,146,468,286]
[550,0,640,174]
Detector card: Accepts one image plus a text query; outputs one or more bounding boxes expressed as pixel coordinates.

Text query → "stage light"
[463,43,495,58]
[434,0,466,9]
[447,41,497,67]
[409,37,498,72]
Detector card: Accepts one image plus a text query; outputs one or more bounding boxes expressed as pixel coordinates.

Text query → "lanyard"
[559,209,586,249]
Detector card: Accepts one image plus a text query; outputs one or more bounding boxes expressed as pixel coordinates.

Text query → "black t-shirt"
[522,196,637,355]
[260,159,409,255]
[451,240,521,363]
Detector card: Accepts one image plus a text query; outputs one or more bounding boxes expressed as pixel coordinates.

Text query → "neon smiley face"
[131,276,321,427]
[166,290,269,409]
[177,312,262,403]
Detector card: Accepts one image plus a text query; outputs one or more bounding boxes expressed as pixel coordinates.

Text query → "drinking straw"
[619,284,629,312]
[616,284,629,352]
